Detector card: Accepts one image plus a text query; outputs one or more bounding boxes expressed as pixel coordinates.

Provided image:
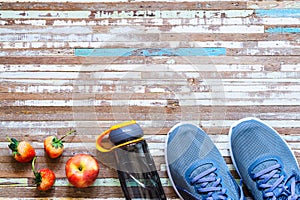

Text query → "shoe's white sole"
[228,117,299,178]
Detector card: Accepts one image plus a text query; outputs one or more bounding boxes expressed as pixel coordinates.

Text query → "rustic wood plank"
[2,40,300,49]
[1,17,300,27]
[247,1,300,9]
[0,2,248,11]
[0,10,257,20]
[1,56,300,65]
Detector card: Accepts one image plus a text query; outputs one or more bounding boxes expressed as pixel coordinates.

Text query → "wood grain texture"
[0,0,300,199]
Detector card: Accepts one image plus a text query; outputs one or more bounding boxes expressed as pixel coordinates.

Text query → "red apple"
[65,154,99,188]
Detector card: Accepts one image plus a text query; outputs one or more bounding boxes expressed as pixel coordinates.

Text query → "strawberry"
[44,130,76,159]
[7,137,36,163]
[32,157,56,191]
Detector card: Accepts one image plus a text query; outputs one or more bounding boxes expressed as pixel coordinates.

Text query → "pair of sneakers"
[165,118,300,199]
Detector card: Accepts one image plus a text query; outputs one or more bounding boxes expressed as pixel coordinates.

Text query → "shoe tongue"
[250,158,279,175]
[189,162,214,180]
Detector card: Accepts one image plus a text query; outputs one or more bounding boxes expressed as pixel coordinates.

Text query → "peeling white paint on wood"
[6,71,300,80]
[3,78,300,84]
[258,41,300,48]
[0,10,254,19]
[1,40,300,49]
[0,178,28,187]
[247,1,300,9]
[281,64,300,71]
[0,41,245,49]
[4,98,300,107]
[171,25,265,33]
[2,120,300,128]
[0,26,94,34]
[0,64,263,72]
[2,17,300,27]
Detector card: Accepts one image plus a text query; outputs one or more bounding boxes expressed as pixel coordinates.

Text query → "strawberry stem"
[58,130,76,142]
[6,137,12,143]
[32,156,37,173]
[32,156,42,186]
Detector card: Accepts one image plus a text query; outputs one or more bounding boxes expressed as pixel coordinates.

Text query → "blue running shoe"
[229,117,300,200]
[165,123,245,200]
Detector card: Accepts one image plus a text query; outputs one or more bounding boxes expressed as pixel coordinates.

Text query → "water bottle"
[96,121,166,200]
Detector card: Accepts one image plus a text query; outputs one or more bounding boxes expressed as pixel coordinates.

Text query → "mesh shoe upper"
[229,118,300,200]
[165,123,244,200]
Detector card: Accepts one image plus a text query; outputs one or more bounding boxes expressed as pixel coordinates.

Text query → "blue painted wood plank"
[266,27,300,33]
[255,9,300,18]
[75,48,226,57]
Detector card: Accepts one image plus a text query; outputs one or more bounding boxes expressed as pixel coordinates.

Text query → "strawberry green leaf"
[51,137,63,149]
[7,137,20,155]
[51,130,76,149]
[34,172,42,186]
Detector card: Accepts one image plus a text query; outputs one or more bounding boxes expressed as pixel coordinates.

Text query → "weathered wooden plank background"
[0,0,299,199]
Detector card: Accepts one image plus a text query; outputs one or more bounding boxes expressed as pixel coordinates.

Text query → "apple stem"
[59,130,76,142]
[32,156,37,173]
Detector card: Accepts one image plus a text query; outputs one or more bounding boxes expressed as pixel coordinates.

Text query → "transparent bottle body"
[114,140,166,200]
